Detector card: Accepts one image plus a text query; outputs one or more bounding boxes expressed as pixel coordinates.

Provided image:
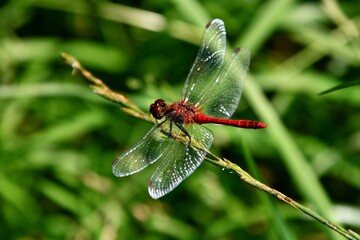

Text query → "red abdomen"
[194,114,266,129]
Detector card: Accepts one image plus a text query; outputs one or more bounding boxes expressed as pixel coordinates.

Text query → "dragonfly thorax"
[150,99,197,124]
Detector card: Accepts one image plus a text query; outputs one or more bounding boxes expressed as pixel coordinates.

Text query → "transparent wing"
[181,19,226,105]
[197,48,251,119]
[112,122,172,177]
[148,124,214,199]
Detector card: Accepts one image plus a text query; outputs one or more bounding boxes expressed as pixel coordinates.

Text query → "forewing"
[112,123,172,177]
[181,19,226,105]
[197,48,251,119]
[148,124,213,199]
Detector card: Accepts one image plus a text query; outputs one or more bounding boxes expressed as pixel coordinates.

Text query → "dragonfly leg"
[158,119,191,145]
[175,122,192,145]
[168,122,173,137]
[157,119,173,138]
[164,121,177,140]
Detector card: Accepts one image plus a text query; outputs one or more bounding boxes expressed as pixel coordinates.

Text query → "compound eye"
[155,99,165,107]
[150,99,166,119]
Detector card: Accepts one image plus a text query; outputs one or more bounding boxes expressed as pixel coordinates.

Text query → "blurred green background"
[1,0,360,239]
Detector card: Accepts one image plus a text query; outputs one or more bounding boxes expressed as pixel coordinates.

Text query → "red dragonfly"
[112,19,266,199]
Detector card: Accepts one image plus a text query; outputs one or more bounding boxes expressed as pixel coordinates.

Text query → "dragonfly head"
[150,99,167,119]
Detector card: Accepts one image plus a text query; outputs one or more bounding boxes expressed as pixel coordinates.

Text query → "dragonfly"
[112,19,266,199]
